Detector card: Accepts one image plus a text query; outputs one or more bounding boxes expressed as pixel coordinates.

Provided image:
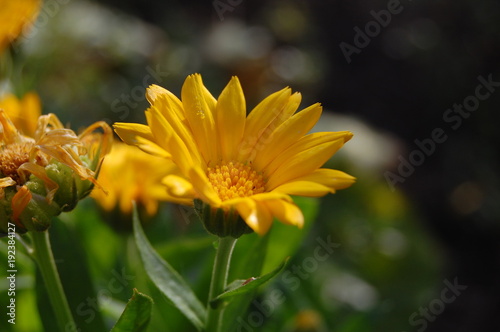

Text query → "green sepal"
[194,199,253,238]
[45,162,79,212]
[19,191,60,232]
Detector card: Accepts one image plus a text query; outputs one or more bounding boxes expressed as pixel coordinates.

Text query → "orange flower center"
[207,161,265,201]
[0,142,45,185]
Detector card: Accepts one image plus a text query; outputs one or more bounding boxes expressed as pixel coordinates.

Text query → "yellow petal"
[21,92,41,136]
[0,0,41,53]
[34,114,65,139]
[37,128,81,147]
[114,122,154,142]
[146,84,168,104]
[92,140,188,215]
[244,88,292,135]
[79,121,113,157]
[152,184,194,206]
[163,196,194,206]
[0,110,20,144]
[216,76,246,161]
[135,136,171,158]
[188,166,221,207]
[272,181,333,197]
[181,74,218,163]
[114,122,171,157]
[142,199,159,216]
[251,192,293,202]
[263,199,304,228]
[34,145,98,187]
[237,88,295,161]
[118,185,135,215]
[220,191,292,208]
[0,177,16,188]
[162,174,195,198]
[146,106,194,174]
[0,92,41,136]
[294,169,356,191]
[266,133,350,190]
[271,170,355,197]
[11,185,32,225]
[234,198,273,235]
[146,84,187,123]
[153,94,202,164]
[265,132,347,176]
[254,102,323,171]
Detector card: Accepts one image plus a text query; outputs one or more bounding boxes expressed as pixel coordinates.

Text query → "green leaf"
[110,289,153,332]
[133,207,206,331]
[211,257,289,305]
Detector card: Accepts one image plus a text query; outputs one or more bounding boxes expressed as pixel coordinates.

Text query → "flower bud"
[0,103,112,235]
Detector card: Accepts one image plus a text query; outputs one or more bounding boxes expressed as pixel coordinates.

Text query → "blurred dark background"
[8,0,500,331]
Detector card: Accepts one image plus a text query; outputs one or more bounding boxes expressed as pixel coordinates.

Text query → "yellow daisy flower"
[115,74,354,237]
[92,140,191,218]
[0,0,41,53]
[0,107,112,234]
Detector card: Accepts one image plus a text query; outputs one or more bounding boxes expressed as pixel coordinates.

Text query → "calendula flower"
[91,140,191,220]
[0,105,112,234]
[0,0,41,53]
[115,74,354,237]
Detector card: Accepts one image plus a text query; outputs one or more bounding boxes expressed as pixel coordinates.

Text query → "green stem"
[30,230,76,332]
[206,236,237,332]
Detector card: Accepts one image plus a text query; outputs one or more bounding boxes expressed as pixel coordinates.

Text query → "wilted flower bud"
[0,103,112,234]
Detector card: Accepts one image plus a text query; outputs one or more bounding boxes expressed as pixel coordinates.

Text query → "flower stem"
[206,236,237,332]
[30,230,76,332]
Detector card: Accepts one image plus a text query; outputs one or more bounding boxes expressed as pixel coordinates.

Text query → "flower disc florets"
[207,161,266,201]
